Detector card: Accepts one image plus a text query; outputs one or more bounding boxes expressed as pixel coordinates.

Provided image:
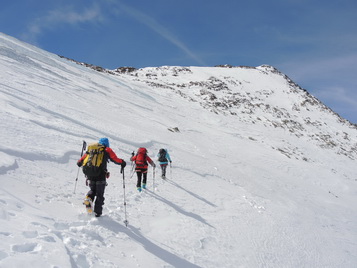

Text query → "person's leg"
[143,171,148,185]
[83,180,96,213]
[136,171,142,188]
[87,181,96,200]
[94,181,106,216]
[160,164,165,177]
[162,164,167,177]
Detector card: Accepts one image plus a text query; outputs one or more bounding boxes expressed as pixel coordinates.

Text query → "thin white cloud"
[117,3,206,66]
[22,5,103,45]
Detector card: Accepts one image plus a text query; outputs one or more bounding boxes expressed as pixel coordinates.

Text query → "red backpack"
[135,147,147,167]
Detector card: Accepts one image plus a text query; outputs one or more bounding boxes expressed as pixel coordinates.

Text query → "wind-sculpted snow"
[0,33,356,267]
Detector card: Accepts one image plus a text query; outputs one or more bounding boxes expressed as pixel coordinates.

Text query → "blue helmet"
[99,137,110,147]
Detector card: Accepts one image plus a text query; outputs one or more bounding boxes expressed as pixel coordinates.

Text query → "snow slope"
[0,32,356,268]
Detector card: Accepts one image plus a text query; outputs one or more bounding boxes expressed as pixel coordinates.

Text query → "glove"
[170,161,172,163]
[121,160,126,168]
[77,161,82,167]
[131,151,135,156]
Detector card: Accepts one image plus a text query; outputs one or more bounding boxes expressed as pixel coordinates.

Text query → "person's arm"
[77,154,87,167]
[130,155,136,162]
[106,147,125,165]
[147,156,156,167]
[166,152,172,162]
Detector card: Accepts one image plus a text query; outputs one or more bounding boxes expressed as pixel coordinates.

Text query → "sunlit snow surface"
[0,33,356,268]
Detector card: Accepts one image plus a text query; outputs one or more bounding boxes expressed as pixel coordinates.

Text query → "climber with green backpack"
[77,138,126,217]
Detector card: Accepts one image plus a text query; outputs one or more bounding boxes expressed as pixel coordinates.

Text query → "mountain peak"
[55,54,357,160]
[1,33,356,268]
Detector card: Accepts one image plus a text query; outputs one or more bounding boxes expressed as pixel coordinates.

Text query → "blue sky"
[1,0,356,123]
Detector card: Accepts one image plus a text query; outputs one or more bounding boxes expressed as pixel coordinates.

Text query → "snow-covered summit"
[0,32,356,267]
[113,64,357,161]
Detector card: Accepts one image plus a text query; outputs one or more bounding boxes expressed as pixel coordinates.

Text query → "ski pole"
[121,166,129,227]
[130,151,135,179]
[153,166,156,191]
[130,161,135,179]
[170,162,172,180]
[74,140,86,194]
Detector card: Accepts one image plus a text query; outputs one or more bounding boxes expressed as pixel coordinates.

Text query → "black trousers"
[160,164,168,176]
[87,180,106,215]
[136,168,148,187]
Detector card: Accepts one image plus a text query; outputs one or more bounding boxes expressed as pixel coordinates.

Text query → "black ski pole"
[153,166,156,191]
[121,166,129,227]
[130,162,135,179]
[130,151,135,179]
[170,162,172,180]
[74,140,86,194]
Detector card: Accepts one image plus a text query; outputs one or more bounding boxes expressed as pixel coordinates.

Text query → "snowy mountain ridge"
[1,32,357,268]
[61,55,357,161]
[120,65,357,159]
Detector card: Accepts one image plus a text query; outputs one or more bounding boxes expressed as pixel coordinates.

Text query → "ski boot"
[83,196,93,214]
